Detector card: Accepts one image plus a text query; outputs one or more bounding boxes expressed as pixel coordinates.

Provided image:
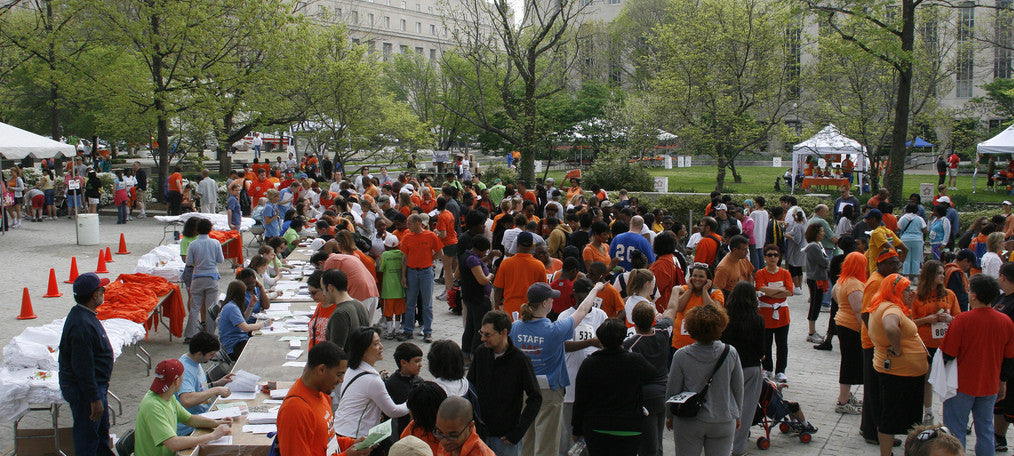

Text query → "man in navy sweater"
[59,272,114,456]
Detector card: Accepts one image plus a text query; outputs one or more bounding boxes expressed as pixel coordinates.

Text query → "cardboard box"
[15,427,74,456]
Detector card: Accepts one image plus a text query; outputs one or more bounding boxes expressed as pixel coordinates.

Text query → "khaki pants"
[522,387,564,456]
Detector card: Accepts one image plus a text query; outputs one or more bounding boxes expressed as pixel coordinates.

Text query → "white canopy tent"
[973,124,1014,192]
[0,122,75,160]
[790,124,867,194]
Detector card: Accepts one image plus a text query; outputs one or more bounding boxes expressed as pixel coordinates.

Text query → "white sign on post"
[654,177,669,193]
[68,180,80,190]
[677,156,685,168]
[664,155,673,169]
[534,160,543,173]
[920,183,935,203]
[684,156,692,168]
[818,158,827,168]
[773,157,782,168]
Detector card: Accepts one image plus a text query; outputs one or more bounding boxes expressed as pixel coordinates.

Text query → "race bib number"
[592,297,603,309]
[680,318,689,336]
[768,281,782,289]
[575,324,595,342]
[327,435,340,456]
[931,322,948,339]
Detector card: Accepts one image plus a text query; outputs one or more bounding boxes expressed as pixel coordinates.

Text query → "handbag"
[667,344,731,418]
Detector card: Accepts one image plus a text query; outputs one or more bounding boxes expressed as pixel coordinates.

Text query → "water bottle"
[567,438,586,456]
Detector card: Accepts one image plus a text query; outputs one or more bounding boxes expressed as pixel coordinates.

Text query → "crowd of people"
[55,154,1014,456]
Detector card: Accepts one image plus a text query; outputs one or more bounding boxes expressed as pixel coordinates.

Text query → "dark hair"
[188,331,220,355]
[631,302,657,332]
[904,203,920,214]
[248,254,269,271]
[969,274,1001,306]
[196,217,213,235]
[611,221,628,239]
[1001,262,1014,283]
[346,327,380,369]
[182,217,200,238]
[236,267,257,281]
[755,196,766,207]
[481,310,511,333]
[956,249,976,263]
[841,204,854,220]
[700,216,718,233]
[763,243,781,255]
[406,382,447,433]
[596,318,628,350]
[591,220,610,235]
[630,249,649,269]
[471,236,490,252]
[725,281,759,319]
[310,251,330,267]
[804,223,823,243]
[654,231,677,256]
[307,341,347,369]
[321,269,348,292]
[394,342,423,367]
[917,260,947,302]
[933,204,948,217]
[306,269,324,289]
[427,340,465,380]
[266,237,286,250]
[465,210,487,230]
[729,234,749,250]
[224,280,247,310]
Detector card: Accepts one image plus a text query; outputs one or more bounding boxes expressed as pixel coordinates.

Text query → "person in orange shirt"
[832,251,866,414]
[247,168,273,205]
[587,261,626,319]
[434,396,496,456]
[582,221,616,272]
[276,341,372,456]
[859,250,902,444]
[533,244,562,280]
[419,187,437,213]
[167,165,184,215]
[909,260,960,421]
[693,217,723,266]
[755,244,793,383]
[517,182,537,205]
[669,264,725,349]
[493,232,547,321]
[398,214,443,342]
[435,197,458,298]
[400,381,445,455]
[566,178,583,202]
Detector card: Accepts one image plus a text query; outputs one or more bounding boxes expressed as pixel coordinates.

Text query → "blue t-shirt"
[609,232,656,271]
[175,355,210,435]
[244,286,263,324]
[227,195,241,229]
[263,203,281,237]
[930,218,949,245]
[510,316,574,389]
[217,301,249,354]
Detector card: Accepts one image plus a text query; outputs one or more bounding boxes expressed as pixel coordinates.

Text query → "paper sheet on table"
[201,407,244,420]
[225,391,257,400]
[270,302,292,311]
[288,339,302,349]
[287,316,310,324]
[263,399,284,404]
[286,350,304,360]
[265,310,293,319]
[247,412,278,424]
[215,403,249,413]
[278,336,308,341]
[353,420,392,450]
[270,388,290,399]
[225,370,260,393]
[207,435,233,445]
[282,361,306,368]
[242,424,277,434]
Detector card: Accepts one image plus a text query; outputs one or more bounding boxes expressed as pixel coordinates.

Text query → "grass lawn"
[543,166,1009,205]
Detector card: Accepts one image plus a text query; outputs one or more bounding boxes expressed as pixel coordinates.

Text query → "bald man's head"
[437,396,473,424]
[629,215,644,231]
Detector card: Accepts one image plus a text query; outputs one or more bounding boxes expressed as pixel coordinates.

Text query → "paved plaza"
[0,215,967,455]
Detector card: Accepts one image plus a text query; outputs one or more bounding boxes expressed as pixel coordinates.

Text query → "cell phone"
[884,358,891,370]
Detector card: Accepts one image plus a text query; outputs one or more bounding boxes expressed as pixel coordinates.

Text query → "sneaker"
[922,412,934,425]
[820,304,831,313]
[996,434,1008,452]
[835,401,862,415]
[762,370,773,380]
[800,422,818,433]
[806,332,824,343]
[775,372,788,383]
[794,287,803,295]
[423,334,433,343]
[435,292,447,301]
[435,277,445,285]
[848,395,863,407]
[382,331,395,340]
[813,340,833,351]
[395,332,413,341]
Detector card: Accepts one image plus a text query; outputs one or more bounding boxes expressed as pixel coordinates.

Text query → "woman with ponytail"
[867,273,928,456]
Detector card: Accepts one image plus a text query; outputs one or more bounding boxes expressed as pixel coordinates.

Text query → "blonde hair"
[988,231,1006,254]
[520,302,538,321]
[627,269,654,296]
[265,189,280,199]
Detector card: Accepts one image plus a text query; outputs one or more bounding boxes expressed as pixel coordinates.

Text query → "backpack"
[353,231,372,253]
[971,238,988,269]
[707,234,729,273]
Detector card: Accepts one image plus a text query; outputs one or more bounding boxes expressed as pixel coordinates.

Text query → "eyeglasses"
[434,422,471,441]
[478,330,498,339]
[915,426,952,442]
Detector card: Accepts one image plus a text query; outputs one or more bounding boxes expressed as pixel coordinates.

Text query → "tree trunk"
[151,12,169,202]
[883,0,916,202]
[715,152,727,192]
[45,1,60,139]
[729,160,743,183]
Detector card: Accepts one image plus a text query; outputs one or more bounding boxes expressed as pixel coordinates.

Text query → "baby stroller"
[752,378,817,450]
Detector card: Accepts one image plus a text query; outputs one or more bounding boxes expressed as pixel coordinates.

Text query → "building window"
[401,1,406,7]
[996,0,1013,79]
[786,26,802,99]
[368,13,374,26]
[351,11,358,24]
[580,0,592,5]
[956,2,974,97]
[415,46,424,54]
[428,6,433,13]
[430,49,437,60]
[383,42,392,61]
[416,3,421,10]
[400,19,406,30]
[400,44,409,54]
[430,24,436,35]
[608,0,619,4]
[384,16,390,28]
[416,22,422,33]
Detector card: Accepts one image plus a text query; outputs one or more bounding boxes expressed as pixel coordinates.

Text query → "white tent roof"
[977,124,1014,155]
[657,130,678,141]
[0,122,75,159]
[792,124,866,155]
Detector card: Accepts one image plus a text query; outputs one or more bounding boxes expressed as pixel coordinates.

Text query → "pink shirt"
[741,217,756,246]
[322,253,379,301]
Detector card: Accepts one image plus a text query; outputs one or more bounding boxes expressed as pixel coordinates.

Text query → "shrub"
[648,192,826,222]
[583,152,654,193]
[482,164,517,187]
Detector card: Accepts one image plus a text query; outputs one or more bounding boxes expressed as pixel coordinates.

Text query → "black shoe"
[864,436,901,447]
[423,334,433,343]
[813,341,833,351]
[435,277,445,284]
[998,434,1008,452]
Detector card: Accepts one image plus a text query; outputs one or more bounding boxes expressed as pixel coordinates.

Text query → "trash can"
[77,213,100,246]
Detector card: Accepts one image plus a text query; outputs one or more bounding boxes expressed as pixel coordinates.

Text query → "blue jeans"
[253,145,261,159]
[485,436,521,456]
[403,266,433,335]
[751,247,764,270]
[64,386,114,456]
[943,392,996,456]
[117,202,127,224]
[822,247,834,307]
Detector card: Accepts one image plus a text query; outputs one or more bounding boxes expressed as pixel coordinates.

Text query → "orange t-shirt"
[869,304,929,377]
[861,272,886,349]
[834,277,865,332]
[649,254,685,313]
[493,253,547,320]
[545,258,563,281]
[882,213,898,233]
[521,190,537,204]
[420,197,436,213]
[399,206,412,217]
[436,211,458,246]
[567,186,583,202]
[168,173,183,193]
[353,249,378,283]
[308,303,337,349]
[277,378,354,456]
[755,267,792,329]
[911,289,961,348]
[399,230,442,269]
[401,421,441,455]
[713,256,755,293]
[582,243,610,267]
[248,177,273,203]
[672,286,726,349]
[593,283,625,318]
[693,234,723,265]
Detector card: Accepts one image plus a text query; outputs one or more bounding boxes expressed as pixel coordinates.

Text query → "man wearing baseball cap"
[863,208,908,274]
[134,359,232,456]
[59,272,114,455]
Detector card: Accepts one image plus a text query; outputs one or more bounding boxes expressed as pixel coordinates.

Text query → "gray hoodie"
[666,341,744,423]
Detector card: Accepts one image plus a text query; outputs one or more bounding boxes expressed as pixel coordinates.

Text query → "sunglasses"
[765,253,780,257]
[916,426,952,442]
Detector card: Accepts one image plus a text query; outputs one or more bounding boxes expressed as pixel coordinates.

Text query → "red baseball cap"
[150,359,184,393]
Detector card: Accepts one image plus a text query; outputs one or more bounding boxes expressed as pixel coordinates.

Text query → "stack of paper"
[224,370,260,400]
[288,339,301,349]
[200,407,244,420]
[286,349,304,360]
[247,412,278,424]
[242,424,277,434]
[269,388,290,400]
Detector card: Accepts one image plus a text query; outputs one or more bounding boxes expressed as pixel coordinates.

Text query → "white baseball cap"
[937,196,951,203]
[383,235,400,248]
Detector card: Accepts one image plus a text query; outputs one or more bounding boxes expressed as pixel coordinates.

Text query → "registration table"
[184,247,319,456]
[800,176,849,190]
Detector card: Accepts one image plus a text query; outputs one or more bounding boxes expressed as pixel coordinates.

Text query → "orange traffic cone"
[64,257,79,284]
[43,269,62,298]
[17,288,36,320]
[95,250,109,274]
[105,246,114,263]
[116,233,130,255]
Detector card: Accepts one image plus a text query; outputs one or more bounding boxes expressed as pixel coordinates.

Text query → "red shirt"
[550,277,575,314]
[755,267,793,328]
[436,210,458,246]
[168,172,183,193]
[940,307,1014,396]
[649,254,685,313]
[308,303,337,349]
[948,154,960,169]
[399,230,442,269]
[277,378,355,456]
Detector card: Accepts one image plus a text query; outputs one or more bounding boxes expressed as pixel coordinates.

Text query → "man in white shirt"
[354,167,372,194]
[748,197,770,269]
[558,278,606,456]
[251,133,263,160]
[197,169,218,214]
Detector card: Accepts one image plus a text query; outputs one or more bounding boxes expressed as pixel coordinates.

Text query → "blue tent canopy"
[906,136,934,148]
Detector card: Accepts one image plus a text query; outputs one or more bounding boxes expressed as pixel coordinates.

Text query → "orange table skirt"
[210,230,243,265]
[98,273,185,338]
[801,177,849,190]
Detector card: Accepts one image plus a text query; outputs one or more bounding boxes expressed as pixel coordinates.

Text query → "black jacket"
[467,339,542,443]
[572,348,655,435]
[59,305,114,402]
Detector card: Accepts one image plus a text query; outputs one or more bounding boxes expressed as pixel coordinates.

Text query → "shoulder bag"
[667,344,731,418]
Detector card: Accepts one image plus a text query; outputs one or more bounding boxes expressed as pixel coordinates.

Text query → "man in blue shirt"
[176,332,235,435]
[185,217,225,339]
[227,183,242,232]
[59,272,114,456]
[609,215,656,271]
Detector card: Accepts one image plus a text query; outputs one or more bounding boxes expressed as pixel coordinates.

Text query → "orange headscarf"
[837,252,869,285]
[869,273,912,316]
